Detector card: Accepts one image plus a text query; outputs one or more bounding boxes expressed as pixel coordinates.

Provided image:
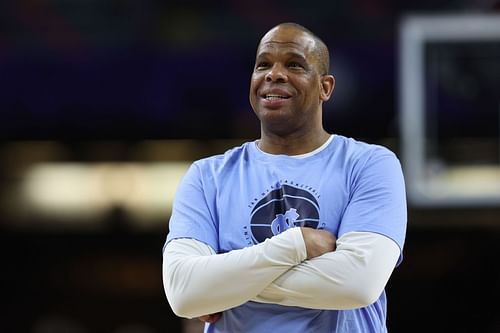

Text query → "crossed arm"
[162,227,399,319]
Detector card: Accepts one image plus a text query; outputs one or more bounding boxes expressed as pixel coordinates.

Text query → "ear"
[319,75,335,102]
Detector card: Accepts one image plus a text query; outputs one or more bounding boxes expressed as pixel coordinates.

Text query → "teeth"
[266,95,288,100]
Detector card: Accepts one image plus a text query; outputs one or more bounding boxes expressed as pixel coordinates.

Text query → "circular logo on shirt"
[249,184,320,244]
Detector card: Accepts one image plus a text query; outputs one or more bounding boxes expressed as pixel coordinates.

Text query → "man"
[162,22,407,332]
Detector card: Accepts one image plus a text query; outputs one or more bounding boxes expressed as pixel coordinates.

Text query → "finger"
[198,313,222,324]
[210,313,222,322]
[198,315,211,322]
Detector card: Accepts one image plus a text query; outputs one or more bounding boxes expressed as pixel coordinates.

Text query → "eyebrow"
[256,51,308,62]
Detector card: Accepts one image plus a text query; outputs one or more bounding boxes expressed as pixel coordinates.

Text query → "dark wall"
[1,228,182,333]
[2,0,499,141]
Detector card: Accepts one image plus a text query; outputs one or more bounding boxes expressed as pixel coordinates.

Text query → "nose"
[264,63,288,83]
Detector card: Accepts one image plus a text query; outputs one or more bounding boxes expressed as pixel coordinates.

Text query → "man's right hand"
[198,312,222,324]
[300,228,336,259]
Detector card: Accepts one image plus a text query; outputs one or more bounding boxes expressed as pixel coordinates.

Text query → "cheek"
[249,76,262,101]
[304,80,321,100]
[250,74,262,90]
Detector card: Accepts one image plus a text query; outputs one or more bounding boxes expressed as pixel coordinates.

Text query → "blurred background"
[1,1,500,332]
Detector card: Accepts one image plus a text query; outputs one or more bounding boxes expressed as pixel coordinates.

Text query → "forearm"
[162,227,306,318]
[252,232,400,309]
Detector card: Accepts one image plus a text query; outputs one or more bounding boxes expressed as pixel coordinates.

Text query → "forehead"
[256,27,316,58]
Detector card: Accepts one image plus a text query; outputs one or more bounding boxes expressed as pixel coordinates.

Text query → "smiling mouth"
[264,94,290,100]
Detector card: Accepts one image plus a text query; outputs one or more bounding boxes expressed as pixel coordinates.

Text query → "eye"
[256,62,270,70]
[287,62,304,69]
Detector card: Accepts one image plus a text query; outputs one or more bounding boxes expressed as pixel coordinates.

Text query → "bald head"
[259,22,330,75]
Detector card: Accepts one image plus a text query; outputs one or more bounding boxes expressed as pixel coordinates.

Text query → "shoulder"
[178,142,253,187]
[192,141,254,173]
[334,135,397,159]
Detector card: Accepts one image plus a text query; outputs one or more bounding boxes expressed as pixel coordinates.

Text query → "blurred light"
[22,162,190,226]
[421,166,500,198]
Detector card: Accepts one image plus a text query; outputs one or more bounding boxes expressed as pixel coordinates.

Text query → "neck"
[257,129,331,155]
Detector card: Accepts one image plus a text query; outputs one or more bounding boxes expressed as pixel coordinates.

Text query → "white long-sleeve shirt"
[163,229,399,318]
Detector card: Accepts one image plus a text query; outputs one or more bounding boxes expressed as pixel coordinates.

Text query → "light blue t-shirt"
[165,134,407,333]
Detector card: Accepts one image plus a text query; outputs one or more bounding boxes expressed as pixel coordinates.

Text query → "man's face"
[249,26,324,134]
